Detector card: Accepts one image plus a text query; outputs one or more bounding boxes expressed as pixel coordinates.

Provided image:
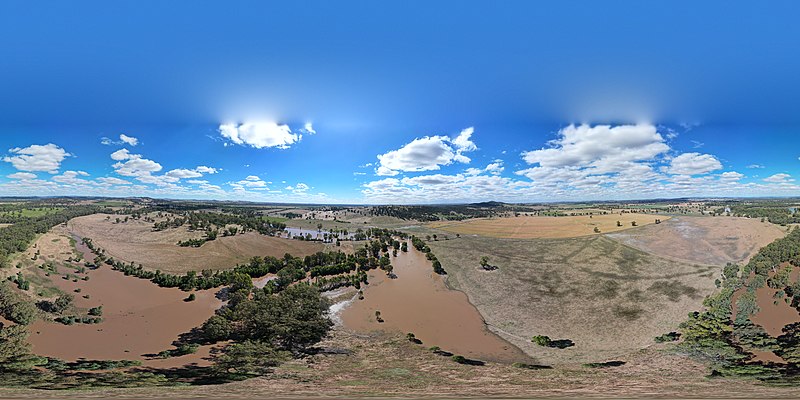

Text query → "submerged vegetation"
[82,226,409,293]
[411,236,446,275]
[676,227,800,381]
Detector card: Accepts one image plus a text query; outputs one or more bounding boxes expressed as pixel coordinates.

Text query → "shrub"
[406,332,422,344]
[655,332,681,343]
[531,335,552,346]
[451,355,467,364]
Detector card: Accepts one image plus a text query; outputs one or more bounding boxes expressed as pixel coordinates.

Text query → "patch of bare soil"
[608,216,786,266]
[68,214,324,274]
[429,213,668,239]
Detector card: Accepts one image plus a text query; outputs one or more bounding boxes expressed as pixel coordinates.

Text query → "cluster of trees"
[0,282,36,325]
[152,216,188,231]
[0,205,62,223]
[54,315,102,325]
[199,282,332,377]
[729,204,800,226]
[294,226,407,243]
[9,272,29,291]
[176,238,209,247]
[677,227,800,379]
[83,235,391,293]
[314,272,368,292]
[152,210,288,237]
[23,267,102,326]
[36,294,73,314]
[0,205,100,267]
[369,205,497,221]
[85,236,307,291]
[0,323,42,372]
[411,236,446,274]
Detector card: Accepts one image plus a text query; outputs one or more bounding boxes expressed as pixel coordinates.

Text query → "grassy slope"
[427,234,718,363]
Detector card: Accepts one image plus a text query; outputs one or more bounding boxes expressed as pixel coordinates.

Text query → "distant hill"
[469,201,507,208]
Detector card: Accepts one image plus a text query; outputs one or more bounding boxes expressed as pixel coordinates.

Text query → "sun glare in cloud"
[218,122,304,149]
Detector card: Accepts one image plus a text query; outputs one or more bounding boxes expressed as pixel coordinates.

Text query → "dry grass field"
[67,214,324,274]
[608,216,787,265]
[429,213,669,239]
[426,234,716,364]
[2,330,799,399]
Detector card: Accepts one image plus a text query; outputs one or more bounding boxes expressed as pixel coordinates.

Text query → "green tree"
[212,340,289,377]
[5,300,36,325]
[53,293,73,313]
[222,284,332,351]
[0,325,46,371]
[202,315,234,342]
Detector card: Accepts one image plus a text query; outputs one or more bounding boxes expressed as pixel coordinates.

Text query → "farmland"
[429,213,668,239]
[1,197,800,397]
[67,213,324,274]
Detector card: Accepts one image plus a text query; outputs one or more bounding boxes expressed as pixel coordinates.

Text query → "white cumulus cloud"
[375,127,478,176]
[764,173,793,183]
[3,143,70,173]
[219,122,302,149]
[7,172,37,180]
[666,152,722,175]
[119,134,139,146]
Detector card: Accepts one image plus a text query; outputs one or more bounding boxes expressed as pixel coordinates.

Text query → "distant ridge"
[469,201,506,208]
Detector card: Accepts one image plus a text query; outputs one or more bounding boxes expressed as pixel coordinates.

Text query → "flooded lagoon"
[749,267,800,337]
[29,236,222,367]
[731,265,800,363]
[339,242,529,363]
[282,227,357,241]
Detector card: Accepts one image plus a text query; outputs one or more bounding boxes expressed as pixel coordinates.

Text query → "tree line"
[82,232,406,292]
[411,236,446,274]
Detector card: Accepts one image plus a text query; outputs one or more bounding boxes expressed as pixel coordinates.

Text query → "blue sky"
[1,0,799,203]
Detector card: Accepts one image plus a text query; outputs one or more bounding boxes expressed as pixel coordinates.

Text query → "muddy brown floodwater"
[731,265,800,363]
[29,237,222,368]
[749,267,800,338]
[339,242,530,363]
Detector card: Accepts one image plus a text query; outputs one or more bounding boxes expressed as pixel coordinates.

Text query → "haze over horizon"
[2,1,799,204]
